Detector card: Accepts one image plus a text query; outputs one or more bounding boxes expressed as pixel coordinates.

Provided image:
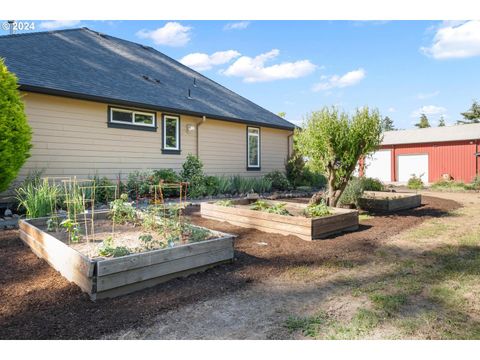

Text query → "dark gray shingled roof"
[0,27,295,130]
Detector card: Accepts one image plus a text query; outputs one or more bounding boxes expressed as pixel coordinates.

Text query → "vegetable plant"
[250,200,291,216]
[60,218,81,243]
[304,201,331,218]
[98,236,131,257]
[16,179,59,218]
[407,174,424,190]
[215,199,234,207]
[109,193,136,224]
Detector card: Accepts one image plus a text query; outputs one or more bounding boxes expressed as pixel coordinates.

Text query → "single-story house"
[0,27,295,196]
[364,123,480,184]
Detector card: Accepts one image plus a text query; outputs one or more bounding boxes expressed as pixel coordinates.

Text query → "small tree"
[294,107,383,207]
[415,113,431,128]
[381,116,396,131]
[0,59,32,192]
[458,100,480,124]
[277,111,286,119]
[438,116,446,127]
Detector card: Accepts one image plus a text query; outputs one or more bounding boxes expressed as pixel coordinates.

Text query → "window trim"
[162,114,181,154]
[246,126,261,171]
[107,106,157,132]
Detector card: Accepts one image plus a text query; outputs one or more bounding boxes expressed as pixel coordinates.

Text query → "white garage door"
[364,150,391,182]
[397,154,429,183]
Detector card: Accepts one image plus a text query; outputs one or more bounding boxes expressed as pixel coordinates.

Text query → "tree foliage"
[458,100,480,124]
[438,116,446,127]
[415,113,431,128]
[294,107,383,207]
[0,59,32,192]
[381,116,396,131]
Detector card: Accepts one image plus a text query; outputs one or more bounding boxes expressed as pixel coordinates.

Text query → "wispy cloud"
[421,21,480,59]
[224,21,250,31]
[411,105,447,118]
[312,68,366,92]
[180,50,241,71]
[416,90,440,100]
[388,107,396,113]
[136,22,192,47]
[39,20,81,30]
[222,49,316,83]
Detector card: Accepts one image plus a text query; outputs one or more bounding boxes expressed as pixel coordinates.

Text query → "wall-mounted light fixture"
[186,123,196,134]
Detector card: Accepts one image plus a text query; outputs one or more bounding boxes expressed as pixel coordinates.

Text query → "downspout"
[196,116,207,157]
[287,131,294,158]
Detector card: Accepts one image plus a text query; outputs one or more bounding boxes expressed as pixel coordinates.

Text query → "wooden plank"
[201,208,312,236]
[96,247,234,292]
[201,202,312,226]
[19,220,95,277]
[92,260,231,300]
[359,192,421,212]
[312,211,359,239]
[19,229,94,293]
[97,236,234,276]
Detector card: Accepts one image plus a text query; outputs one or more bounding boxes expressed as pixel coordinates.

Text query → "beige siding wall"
[9,92,291,188]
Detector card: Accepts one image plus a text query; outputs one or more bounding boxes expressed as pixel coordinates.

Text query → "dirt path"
[0,194,469,339]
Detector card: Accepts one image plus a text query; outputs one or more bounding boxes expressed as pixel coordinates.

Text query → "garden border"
[358,191,422,212]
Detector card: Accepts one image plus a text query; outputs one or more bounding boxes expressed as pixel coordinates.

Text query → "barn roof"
[382,123,480,145]
[0,27,295,130]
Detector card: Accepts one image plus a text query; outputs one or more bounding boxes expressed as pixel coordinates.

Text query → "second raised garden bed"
[358,191,422,212]
[200,199,359,241]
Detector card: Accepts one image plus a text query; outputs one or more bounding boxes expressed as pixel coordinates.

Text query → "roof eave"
[19,84,296,131]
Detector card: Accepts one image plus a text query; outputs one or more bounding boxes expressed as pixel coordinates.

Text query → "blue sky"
[6,20,480,128]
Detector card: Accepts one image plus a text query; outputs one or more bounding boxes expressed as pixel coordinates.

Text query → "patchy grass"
[369,293,408,316]
[359,213,375,221]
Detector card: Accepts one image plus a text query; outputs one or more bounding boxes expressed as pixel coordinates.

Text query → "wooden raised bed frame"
[19,215,235,301]
[358,191,422,212]
[200,199,359,241]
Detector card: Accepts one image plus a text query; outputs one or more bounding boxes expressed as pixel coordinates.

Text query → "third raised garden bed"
[200,199,358,241]
[358,191,422,212]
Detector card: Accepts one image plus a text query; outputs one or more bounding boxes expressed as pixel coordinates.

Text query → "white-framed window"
[109,107,156,128]
[247,126,260,169]
[163,115,180,151]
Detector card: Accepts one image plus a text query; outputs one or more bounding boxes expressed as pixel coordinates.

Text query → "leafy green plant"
[285,152,305,188]
[204,176,220,196]
[16,179,59,218]
[109,193,136,224]
[152,169,180,197]
[250,200,291,216]
[0,59,32,192]
[264,170,290,191]
[304,201,331,218]
[126,170,153,198]
[180,154,206,198]
[407,174,424,190]
[184,225,211,243]
[217,176,233,195]
[60,218,81,243]
[92,175,116,204]
[98,236,131,257]
[138,234,166,251]
[46,215,61,231]
[472,175,480,190]
[215,199,234,207]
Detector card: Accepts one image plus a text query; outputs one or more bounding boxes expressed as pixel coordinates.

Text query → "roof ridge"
[0,26,87,39]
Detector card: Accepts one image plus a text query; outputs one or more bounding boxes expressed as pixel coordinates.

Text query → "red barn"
[364,123,480,184]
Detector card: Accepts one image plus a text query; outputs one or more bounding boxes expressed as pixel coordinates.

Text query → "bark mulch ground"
[0,196,459,339]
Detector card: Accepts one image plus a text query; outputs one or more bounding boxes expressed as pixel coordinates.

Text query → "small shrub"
[301,167,327,188]
[338,177,365,207]
[304,201,331,218]
[231,175,254,194]
[264,170,290,191]
[92,175,116,204]
[215,199,234,207]
[204,176,220,196]
[126,170,153,198]
[109,193,136,224]
[253,177,273,194]
[152,169,180,197]
[285,153,305,188]
[362,177,384,191]
[180,154,206,198]
[217,176,233,195]
[407,174,424,190]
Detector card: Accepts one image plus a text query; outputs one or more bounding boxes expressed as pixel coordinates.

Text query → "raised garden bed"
[18,211,234,300]
[200,199,358,241]
[358,191,422,212]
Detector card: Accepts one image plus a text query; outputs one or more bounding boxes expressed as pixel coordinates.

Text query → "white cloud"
[312,68,366,91]
[136,22,192,47]
[224,21,250,31]
[416,91,440,99]
[222,49,316,83]
[388,107,396,113]
[39,20,81,30]
[180,50,241,71]
[421,21,480,59]
[411,105,447,118]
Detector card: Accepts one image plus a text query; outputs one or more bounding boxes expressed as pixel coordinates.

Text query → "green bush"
[16,178,59,218]
[109,193,136,224]
[180,154,206,198]
[217,176,233,195]
[264,170,290,191]
[92,175,116,204]
[126,170,154,198]
[152,169,180,197]
[253,177,272,193]
[407,175,424,190]
[430,179,473,192]
[338,177,364,207]
[304,201,331,218]
[0,59,32,192]
[204,176,220,196]
[362,177,384,191]
[301,167,327,188]
[285,153,305,188]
